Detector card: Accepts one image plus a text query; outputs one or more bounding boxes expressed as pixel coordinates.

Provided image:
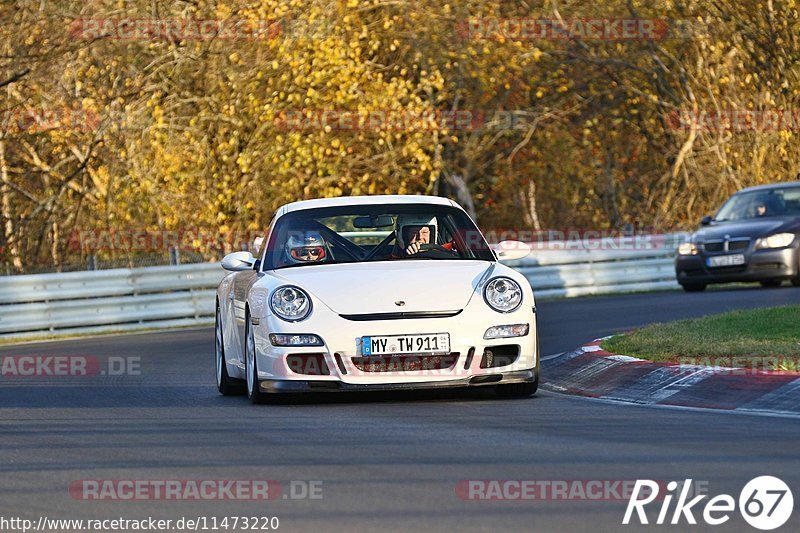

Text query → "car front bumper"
[249,299,539,390]
[258,369,537,393]
[675,246,798,284]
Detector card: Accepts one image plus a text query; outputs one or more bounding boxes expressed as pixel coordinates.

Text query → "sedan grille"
[702,238,750,253]
[728,238,750,251]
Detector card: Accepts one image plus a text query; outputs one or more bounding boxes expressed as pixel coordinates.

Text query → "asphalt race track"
[2,286,800,532]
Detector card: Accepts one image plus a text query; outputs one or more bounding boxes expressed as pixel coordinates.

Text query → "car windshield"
[715,187,800,221]
[264,204,495,270]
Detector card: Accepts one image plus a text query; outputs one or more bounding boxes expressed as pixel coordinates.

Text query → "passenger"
[284,231,328,264]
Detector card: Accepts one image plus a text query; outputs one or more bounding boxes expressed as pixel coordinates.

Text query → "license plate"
[707,254,746,267]
[361,333,450,356]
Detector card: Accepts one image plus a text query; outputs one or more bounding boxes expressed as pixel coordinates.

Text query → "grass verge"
[601,305,800,371]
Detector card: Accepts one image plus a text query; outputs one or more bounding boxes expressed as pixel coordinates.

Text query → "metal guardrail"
[0,264,226,339]
[508,233,690,298]
[0,234,688,339]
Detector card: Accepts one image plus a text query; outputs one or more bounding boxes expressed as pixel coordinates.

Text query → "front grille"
[351,353,459,372]
[728,239,750,251]
[702,238,750,252]
[340,310,462,321]
[703,241,724,252]
[709,265,747,274]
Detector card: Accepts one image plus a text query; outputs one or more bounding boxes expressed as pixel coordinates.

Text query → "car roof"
[738,181,800,194]
[277,195,460,216]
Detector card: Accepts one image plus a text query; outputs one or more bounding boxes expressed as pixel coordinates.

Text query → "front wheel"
[495,371,538,398]
[759,279,783,288]
[245,313,270,404]
[216,304,244,395]
[680,283,706,292]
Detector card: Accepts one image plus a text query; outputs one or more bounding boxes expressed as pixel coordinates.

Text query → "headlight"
[755,233,795,250]
[269,334,323,346]
[677,242,699,255]
[484,323,529,339]
[270,286,312,322]
[483,277,523,313]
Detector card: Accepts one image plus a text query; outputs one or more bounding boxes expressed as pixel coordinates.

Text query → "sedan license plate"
[361,333,450,356]
[706,254,746,268]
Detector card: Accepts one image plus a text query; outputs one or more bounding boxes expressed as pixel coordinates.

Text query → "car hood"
[271,260,493,315]
[695,218,796,241]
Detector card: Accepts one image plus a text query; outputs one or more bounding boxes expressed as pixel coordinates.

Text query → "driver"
[749,194,779,218]
[284,230,328,264]
[393,215,456,257]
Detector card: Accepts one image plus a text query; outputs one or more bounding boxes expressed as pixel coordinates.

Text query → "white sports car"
[215,195,538,403]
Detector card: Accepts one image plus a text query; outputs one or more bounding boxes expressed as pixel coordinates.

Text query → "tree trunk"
[51,221,61,272]
[0,138,23,272]
[519,179,541,231]
[445,172,477,221]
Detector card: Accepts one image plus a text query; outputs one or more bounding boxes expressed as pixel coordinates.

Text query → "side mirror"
[221,251,255,271]
[700,215,713,226]
[492,240,532,261]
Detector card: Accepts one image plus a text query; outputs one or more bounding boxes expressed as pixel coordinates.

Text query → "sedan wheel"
[760,279,783,288]
[216,304,244,395]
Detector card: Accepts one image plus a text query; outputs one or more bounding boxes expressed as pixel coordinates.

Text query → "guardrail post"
[169,247,181,265]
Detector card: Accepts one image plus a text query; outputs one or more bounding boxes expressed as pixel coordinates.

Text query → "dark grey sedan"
[675,182,800,292]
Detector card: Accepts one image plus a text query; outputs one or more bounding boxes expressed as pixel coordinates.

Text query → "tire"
[495,370,539,398]
[759,279,783,288]
[244,312,270,404]
[793,254,800,286]
[680,283,706,292]
[215,303,244,395]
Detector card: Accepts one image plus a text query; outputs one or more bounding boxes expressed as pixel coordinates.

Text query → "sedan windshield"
[715,186,800,221]
[264,204,495,270]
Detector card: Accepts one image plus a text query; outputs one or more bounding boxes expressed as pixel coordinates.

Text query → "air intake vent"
[286,354,330,375]
[351,354,459,372]
[480,345,520,369]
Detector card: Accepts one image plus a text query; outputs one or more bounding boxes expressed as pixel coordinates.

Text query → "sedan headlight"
[270,286,312,322]
[677,242,699,255]
[483,277,523,313]
[755,233,795,250]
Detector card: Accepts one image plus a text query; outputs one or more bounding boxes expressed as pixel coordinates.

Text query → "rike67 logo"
[624,476,793,530]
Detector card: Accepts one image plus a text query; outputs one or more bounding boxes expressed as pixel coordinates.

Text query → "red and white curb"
[542,338,800,416]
